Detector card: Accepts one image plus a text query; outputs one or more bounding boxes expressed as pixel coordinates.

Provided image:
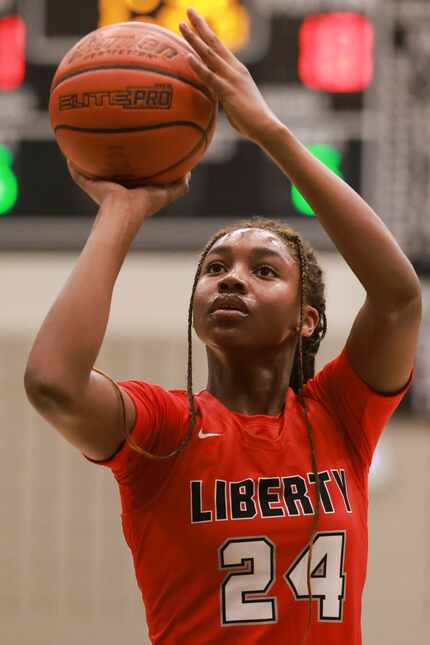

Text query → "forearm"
[26,194,140,396]
[257,121,421,309]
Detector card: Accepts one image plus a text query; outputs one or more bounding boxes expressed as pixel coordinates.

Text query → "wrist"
[92,192,143,245]
[99,189,131,213]
[251,117,288,148]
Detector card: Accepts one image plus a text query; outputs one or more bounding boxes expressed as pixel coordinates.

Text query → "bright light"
[0,145,18,215]
[299,13,374,93]
[0,15,26,91]
[99,0,131,26]
[292,145,343,216]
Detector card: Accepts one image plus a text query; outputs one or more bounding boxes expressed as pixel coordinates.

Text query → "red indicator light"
[0,15,26,91]
[299,13,374,93]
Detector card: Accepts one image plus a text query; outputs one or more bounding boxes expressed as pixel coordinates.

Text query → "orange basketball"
[49,22,218,186]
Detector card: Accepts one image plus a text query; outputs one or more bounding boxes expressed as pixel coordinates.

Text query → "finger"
[188,54,226,97]
[166,174,191,200]
[179,21,231,77]
[142,174,190,207]
[149,184,188,216]
[184,172,191,190]
[186,8,236,64]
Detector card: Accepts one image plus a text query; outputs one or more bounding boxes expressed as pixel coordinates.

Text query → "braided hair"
[123,216,328,639]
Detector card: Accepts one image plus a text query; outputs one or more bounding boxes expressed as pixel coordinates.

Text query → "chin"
[207,331,279,354]
[197,327,251,350]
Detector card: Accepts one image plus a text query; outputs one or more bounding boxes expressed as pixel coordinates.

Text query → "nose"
[218,269,247,294]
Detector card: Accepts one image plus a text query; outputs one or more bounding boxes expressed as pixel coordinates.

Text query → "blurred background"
[1,0,429,643]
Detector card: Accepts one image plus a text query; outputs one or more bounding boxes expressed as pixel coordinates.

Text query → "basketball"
[49,22,218,186]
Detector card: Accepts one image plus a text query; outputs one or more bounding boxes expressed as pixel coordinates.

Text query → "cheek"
[258,289,300,334]
[260,285,296,315]
[191,285,207,331]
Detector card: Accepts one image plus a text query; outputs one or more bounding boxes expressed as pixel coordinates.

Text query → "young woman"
[24,8,422,645]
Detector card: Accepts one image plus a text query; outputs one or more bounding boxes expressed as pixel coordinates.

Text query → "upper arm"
[345,293,422,395]
[25,369,136,461]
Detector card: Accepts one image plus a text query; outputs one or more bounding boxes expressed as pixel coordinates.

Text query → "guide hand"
[67,160,190,220]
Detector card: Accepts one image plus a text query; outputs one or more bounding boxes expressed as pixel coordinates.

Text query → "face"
[193,228,307,352]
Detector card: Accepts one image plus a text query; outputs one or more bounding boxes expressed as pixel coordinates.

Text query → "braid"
[293,235,323,645]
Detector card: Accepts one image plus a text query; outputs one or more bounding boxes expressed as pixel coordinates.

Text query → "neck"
[205,345,296,416]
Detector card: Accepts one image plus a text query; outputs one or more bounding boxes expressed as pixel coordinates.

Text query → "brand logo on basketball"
[59,85,173,111]
[67,33,179,63]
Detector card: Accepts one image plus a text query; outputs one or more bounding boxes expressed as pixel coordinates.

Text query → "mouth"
[209,296,249,315]
[209,308,248,319]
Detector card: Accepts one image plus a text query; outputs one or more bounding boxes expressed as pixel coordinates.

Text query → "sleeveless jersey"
[85,346,413,644]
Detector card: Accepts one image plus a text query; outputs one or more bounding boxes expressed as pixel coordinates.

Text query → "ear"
[301,305,320,339]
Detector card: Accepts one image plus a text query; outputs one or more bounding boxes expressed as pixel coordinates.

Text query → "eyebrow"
[206,245,290,262]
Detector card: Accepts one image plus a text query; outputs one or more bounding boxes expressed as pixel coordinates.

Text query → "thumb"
[140,173,191,215]
[164,172,191,203]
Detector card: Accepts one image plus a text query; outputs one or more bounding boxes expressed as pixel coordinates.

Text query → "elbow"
[401,288,422,314]
[378,283,422,316]
[401,272,423,308]
[389,290,422,320]
[24,367,75,411]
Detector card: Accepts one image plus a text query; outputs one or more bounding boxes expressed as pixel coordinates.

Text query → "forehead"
[209,228,296,263]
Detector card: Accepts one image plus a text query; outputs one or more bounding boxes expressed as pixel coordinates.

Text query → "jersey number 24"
[219,531,346,624]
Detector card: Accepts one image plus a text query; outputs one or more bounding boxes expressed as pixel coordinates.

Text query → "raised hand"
[179,8,279,143]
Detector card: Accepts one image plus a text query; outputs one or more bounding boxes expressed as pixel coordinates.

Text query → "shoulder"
[302,346,355,398]
[119,379,194,425]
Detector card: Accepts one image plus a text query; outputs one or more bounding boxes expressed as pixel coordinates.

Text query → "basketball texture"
[49,22,218,186]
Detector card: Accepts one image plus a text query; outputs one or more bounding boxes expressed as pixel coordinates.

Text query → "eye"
[256,265,277,278]
[206,261,226,274]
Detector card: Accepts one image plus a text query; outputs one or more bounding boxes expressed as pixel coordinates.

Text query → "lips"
[209,295,249,314]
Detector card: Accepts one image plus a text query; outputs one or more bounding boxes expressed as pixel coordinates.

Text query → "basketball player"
[24,8,422,644]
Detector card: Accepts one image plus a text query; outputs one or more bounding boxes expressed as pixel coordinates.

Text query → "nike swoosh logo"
[198,429,222,439]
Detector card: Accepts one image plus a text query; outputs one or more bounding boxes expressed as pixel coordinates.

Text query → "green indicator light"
[292,144,343,217]
[0,145,18,215]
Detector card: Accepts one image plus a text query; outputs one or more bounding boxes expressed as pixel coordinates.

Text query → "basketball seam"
[51,64,214,102]
[134,134,206,183]
[54,120,206,135]
[140,108,216,182]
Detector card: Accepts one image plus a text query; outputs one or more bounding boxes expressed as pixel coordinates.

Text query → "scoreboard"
[1,0,372,229]
[0,0,428,260]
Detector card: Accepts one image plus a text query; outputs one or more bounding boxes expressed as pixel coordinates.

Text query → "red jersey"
[85,346,413,644]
